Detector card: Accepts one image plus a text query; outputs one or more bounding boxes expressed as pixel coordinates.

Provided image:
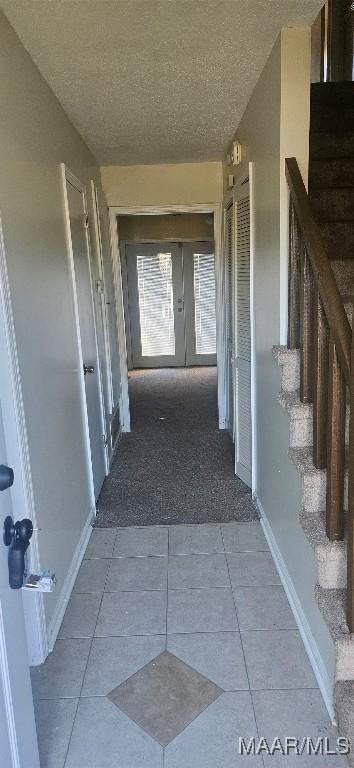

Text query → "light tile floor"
[32,522,348,767]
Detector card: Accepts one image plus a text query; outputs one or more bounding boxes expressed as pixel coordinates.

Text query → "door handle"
[0,465,14,491]
[83,364,95,375]
[3,516,33,589]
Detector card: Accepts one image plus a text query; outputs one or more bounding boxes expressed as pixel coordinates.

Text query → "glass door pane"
[193,252,216,355]
[184,242,217,366]
[137,252,175,357]
[126,243,185,368]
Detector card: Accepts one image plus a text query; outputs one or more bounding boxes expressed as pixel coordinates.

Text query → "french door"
[126,241,216,368]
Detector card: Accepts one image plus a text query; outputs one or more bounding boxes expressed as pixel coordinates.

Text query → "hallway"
[32,521,346,767]
[96,367,257,527]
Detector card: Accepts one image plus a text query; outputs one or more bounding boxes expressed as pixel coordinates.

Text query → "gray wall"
[0,12,118,640]
[224,29,336,691]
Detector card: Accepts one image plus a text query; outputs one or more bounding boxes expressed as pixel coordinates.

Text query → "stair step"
[278,390,312,449]
[309,188,354,222]
[334,681,354,765]
[311,83,354,132]
[315,586,354,682]
[320,223,354,260]
[289,447,348,514]
[300,510,346,590]
[309,158,354,189]
[272,346,300,393]
[331,259,354,297]
[310,131,354,160]
[278,385,350,450]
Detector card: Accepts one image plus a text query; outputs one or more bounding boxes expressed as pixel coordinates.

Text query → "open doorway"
[95,208,256,527]
[118,214,218,442]
[124,240,216,369]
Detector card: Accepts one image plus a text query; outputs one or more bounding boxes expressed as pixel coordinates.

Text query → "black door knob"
[0,465,14,492]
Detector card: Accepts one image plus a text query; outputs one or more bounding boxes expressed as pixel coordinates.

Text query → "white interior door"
[64,173,107,500]
[126,243,185,367]
[233,181,252,487]
[183,242,217,366]
[0,252,39,766]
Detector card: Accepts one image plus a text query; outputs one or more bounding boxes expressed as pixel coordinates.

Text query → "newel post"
[347,326,354,631]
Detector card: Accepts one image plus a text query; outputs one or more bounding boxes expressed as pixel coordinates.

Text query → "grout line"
[34,685,322,703]
[62,543,116,768]
[93,521,261,532]
[85,548,269,560]
[57,626,305,642]
[223,544,265,765]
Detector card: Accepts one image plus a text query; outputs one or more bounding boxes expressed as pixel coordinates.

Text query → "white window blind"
[193,253,216,355]
[137,253,175,357]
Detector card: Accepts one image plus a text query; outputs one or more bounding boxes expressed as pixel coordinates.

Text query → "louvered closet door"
[233,182,252,487]
[184,242,217,366]
[224,202,234,437]
[126,243,185,367]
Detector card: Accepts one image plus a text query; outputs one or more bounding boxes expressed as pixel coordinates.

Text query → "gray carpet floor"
[95,367,258,527]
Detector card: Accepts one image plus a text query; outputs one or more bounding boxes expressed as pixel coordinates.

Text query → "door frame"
[0,212,48,667]
[231,164,257,494]
[222,189,234,437]
[60,164,107,502]
[90,181,114,420]
[0,211,41,763]
[108,203,225,431]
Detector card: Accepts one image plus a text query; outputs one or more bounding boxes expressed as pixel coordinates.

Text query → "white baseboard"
[46,511,94,654]
[256,495,335,723]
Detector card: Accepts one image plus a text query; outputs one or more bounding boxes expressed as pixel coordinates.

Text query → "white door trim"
[91,179,113,420]
[108,209,131,432]
[60,163,98,509]
[0,213,47,667]
[249,163,257,495]
[90,181,114,418]
[108,203,225,430]
[0,212,41,764]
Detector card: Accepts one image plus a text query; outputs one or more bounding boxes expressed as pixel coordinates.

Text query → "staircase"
[274,83,354,761]
[309,83,354,329]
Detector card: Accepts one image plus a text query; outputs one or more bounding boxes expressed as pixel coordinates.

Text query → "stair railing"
[285,157,354,631]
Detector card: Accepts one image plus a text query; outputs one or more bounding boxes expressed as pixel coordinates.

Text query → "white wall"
[0,12,118,654]
[224,28,336,699]
[101,162,223,207]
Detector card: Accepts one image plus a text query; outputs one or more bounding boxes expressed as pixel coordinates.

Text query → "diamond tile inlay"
[108,650,222,746]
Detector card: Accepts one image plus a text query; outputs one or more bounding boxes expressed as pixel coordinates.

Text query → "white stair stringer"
[273,345,354,688]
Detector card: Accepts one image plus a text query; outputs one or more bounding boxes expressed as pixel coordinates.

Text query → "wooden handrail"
[285,158,351,387]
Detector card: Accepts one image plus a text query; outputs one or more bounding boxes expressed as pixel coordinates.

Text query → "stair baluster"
[347,330,354,629]
[313,290,329,469]
[288,199,301,349]
[300,247,314,403]
[326,333,346,541]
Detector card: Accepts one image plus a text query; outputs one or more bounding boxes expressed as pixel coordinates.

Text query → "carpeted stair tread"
[315,586,350,642]
[320,222,354,261]
[309,188,354,222]
[310,131,354,160]
[335,681,354,767]
[309,158,354,189]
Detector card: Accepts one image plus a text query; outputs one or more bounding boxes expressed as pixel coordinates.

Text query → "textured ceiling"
[1,0,322,165]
